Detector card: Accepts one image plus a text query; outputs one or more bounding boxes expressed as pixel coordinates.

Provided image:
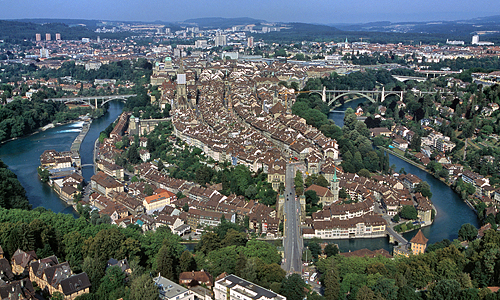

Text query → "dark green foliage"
[458,223,478,241]
[399,205,418,220]
[0,159,30,209]
[129,274,158,300]
[414,181,433,198]
[280,273,307,300]
[324,244,339,257]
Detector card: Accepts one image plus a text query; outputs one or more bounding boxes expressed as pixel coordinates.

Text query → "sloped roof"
[410,229,428,245]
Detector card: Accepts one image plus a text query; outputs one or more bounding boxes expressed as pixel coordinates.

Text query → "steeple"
[331,165,339,203]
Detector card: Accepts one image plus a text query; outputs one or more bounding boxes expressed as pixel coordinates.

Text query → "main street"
[283,163,303,274]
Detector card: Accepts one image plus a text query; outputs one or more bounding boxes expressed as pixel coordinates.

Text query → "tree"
[295,171,304,196]
[304,190,320,206]
[178,250,197,273]
[280,274,306,300]
[358,169,371,178]
[308,238,322,259]
[144,184,154,196]
[324,244,339,257]
[399,205,418,220]
[458,223,478,241]
[51,292,64,300]
[156,244,176,280]
[356,285,375,300]
[414,181,432,198]
[95,266,126,300]
[427,279,461,300]
[129,274,158,300]
[409,134,421,152]
[323,259,340,300]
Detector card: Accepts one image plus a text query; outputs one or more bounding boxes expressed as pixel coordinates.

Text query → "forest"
[0,98,97,143]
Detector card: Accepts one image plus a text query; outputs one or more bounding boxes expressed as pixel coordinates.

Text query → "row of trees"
[0,158,30,210]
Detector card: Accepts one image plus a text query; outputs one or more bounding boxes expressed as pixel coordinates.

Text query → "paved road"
[283,163,303,274]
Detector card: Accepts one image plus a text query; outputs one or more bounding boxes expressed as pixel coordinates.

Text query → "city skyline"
[2,0,500,24]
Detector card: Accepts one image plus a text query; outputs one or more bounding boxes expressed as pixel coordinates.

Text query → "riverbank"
[378,145,482,218]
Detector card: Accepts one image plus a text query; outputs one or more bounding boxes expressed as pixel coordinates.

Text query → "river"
[0,101,125,216]
[325,99,480,252]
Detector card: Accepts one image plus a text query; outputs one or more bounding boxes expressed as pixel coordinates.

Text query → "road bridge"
[310,87,404,106]
[392,75,427,82]
[45,94,136,109]
[386,226,408,245]
[282,163,303,275]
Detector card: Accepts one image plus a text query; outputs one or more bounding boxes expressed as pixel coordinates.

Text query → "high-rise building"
[35,33,41,41]
[215,32,227,47]
[45,33,51,41]
[247,36,254,48]
[165,28,171,35]
[97,36,101,43]
[55,33,61,40]
[472,35,480,45]
[40,48,50,59]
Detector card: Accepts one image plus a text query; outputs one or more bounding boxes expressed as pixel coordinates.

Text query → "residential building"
[179,271,213,287]
[144,190,176,214]
[154,274,194,300]
[91,171,124,197]
[214,274,286,300]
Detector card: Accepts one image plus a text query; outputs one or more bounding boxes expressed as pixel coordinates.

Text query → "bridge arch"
[382,91,403,102]
[328,92,376,106]
[100,97,129,107]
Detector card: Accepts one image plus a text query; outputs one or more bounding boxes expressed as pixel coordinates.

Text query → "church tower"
[176,61,187,109]
[331,166,339,203]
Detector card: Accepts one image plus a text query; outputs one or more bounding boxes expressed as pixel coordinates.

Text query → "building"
[144,190,176,214]
[154,274,194,300]
[55,33,61,40]
[11,249,37,275]
[179,271,213,287]
[305,184,335,206]
[214,274,286,300]
[248,36,254,48]
[215,33,227,47]
[45,33,51,41]
[393,229,428,257]
[410,229,428,255]
[36,33,41,41]
[91,171,124,197]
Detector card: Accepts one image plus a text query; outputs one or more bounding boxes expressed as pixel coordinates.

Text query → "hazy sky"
[2,0,499,24]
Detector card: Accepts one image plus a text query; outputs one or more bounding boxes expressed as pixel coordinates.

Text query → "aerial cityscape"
[0,1,500,299]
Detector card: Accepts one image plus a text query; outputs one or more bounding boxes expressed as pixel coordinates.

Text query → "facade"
[214,274,286,300]
[144,190,176,214]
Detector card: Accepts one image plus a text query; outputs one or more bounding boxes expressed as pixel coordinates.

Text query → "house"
[392,138,409,150]
[214,274,286,300]
[29,256,91,300]
[106,258,132,275]
[0,258,14,282]
[11,249,37,275]
[139,149,151,162]
[179,271,213,287]
[0,279,35,299]
[97,161,125,180]
[91,171,124,197]
[154,274,194,300]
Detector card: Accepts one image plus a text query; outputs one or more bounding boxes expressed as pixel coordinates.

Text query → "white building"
[154,274,194,300]
[214,274,286,300]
